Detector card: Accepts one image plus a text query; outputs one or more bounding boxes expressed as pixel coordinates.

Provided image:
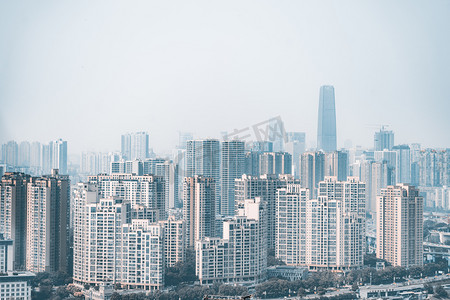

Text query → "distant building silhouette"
[374,128,394,151]
[317,85,337,152]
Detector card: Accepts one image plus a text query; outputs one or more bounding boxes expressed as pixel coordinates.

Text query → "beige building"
[26,169,69,273]
[196,198,267,285]
[160,216,185,267]
[183,176,215,248]
[306,177,365,271]
[376,184,423,268]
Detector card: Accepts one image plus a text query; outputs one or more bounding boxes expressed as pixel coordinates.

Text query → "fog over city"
[1,0,450,154]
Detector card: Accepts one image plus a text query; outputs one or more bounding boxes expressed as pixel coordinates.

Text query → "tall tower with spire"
[317,85,337,152]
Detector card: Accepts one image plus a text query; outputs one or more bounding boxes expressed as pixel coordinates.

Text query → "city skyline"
[1,1,450,299]
[1,1,450,154]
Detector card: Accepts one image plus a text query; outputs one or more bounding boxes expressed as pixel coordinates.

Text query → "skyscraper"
[235,174,298,249]
[186,139,220,213]
[183,176,215,248]
[376,184,423,268]
[259,152,292,176]
[18,142,30,167]
[26,169,70,273]
[0,172,31,269]
[121,132,149,160]
[374,128,394,151]
[221,140,245,216]
[324,151,348,182]
[88,173,166,219]
[73,188,165,290]
[317,85,337,152]
[299,151,325,196]
[285,132,306,178]
[159,216,185,267]
[3,141,18,169]
[41,143,52,174]
[276,184,309,266]
[195,198,267,285]
[393,145,411,184]
[52,139,68,174]
[178,132,193,150]
[30,142,41,169]
[307,177,365,271]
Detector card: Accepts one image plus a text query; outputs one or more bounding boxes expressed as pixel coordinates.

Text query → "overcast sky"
[1,0,449,154]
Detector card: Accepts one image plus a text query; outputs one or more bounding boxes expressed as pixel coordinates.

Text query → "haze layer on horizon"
[1,0,449,154]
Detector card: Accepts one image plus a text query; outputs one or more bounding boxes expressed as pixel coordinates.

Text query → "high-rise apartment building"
[121,132,149,160]
[73,191,164,290]
[178,132,193,150]
[0,172,31,269]
[120,219,164,290]
[88,173,166,219]
[325,151,348,182]
[374,128,394,151]
[299,151,325,196]
[276,184,309,266]
[235,174,298,249]
[26,169,70,273]
[418,149,449,187]
[317,85,337,152]
[81,152,112,175]
[3,141,18,169]
[18,142,30,167]
[374,150,397,172]
[0,235,34,300]
[183,176,215,248]
[306,177,365,271]
[244,151,261,176]
[259,152,292,176]
[160,216,185,267]
[285,132,306,179]
[376,184,423,268]
[51,139,68,174]
[144,159,179,209]
[196,198,267,285]
[393,145,411,184]
[221,140,245,216]
[41,143,52,174]
[186,139,220,213]
[249,141,273,153]
[30,142,41,169]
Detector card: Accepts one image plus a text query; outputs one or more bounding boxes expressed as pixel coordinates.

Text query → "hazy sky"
[1,1,449,154]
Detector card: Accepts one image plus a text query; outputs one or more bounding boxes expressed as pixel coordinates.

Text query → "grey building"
[317,85,337,152]
[374,128,394,151]
[0,172,31,269]
[186,139,220,214]
[221,140,245,216]
[121,132,149,160]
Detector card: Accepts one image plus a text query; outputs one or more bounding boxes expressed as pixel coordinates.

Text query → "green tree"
[435,285,449,298]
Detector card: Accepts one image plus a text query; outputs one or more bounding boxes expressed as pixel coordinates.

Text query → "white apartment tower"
[234,174,298,250]
[376,184,423,268]
[88,174,166,219]
[196,198,267,285]
[306,177,365,271]
[276,184,309,266]
[160,216,185,267]
[73,187,165,290]
[51,139,68,174]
